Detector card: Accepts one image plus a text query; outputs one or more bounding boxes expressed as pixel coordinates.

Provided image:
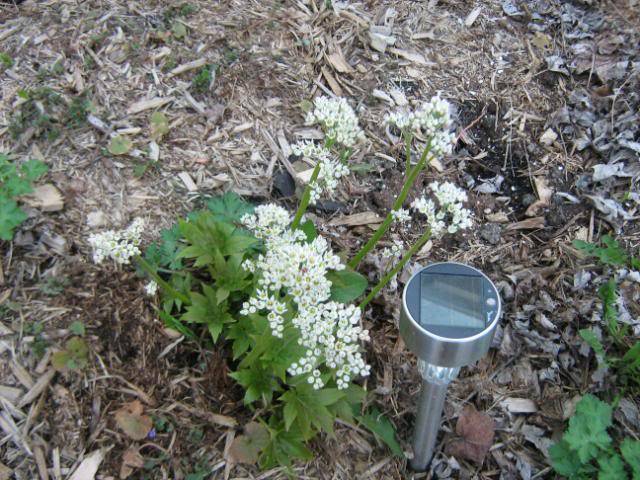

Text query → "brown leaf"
[327,211,384,227]
[505,216,545,231]
[446,405,495,464]
[22,184,64,212]
[120,446,144,479]
[227,422,270,465]
[114,400,153,440]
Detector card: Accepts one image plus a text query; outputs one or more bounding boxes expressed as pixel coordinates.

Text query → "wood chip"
[126,97,174,115]
[22,184,64,212]
[68,448,108,480]
[328,212,384,227]
[34,445,49,480]
[167,58,207,78]
[465,7,482,27]
[0,462,11,480]
[0,385,23,402]
[178,172,198,192]
[327,49,354,73]
[10,360,34,389]
[501,397,538,413]
[486,212,509,223]
[387,48,435,66]
[18,368,55,408]
[321,66,343,96]
[505,217,545,231]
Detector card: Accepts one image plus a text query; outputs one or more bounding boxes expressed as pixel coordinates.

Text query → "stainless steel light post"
[399,262,501,471]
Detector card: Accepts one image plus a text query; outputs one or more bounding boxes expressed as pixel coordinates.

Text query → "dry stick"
[359,228,432,310]
[348,142,432,270]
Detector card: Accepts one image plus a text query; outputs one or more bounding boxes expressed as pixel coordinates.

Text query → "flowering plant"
[89,94,473,468]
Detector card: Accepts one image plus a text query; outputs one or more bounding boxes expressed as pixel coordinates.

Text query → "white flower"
[385,110,413,130]
[144,280,158,296]
[240,203,370,389]
[306,96,365,148]
[292,142,350,205]
[411,182,472,236]
[391,208,411,224]
[240,204,291,240]
[380,241,403,260]
[88,218,144,265]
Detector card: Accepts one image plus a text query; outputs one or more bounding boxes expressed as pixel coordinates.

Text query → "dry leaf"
[227,422,269,464]
[328,211,384,227]
[321,66,343,96]
[22,184,64,212]
[126,97,173,115]
[446,405,495,464]
[120,446,144,479]
[114,400,152,440]
[0,462,11,480]
[69,448,107,480]
[505,217,545,231]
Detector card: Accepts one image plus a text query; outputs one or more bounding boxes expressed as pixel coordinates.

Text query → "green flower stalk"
[348,142,432,270]
[359,228,432,310]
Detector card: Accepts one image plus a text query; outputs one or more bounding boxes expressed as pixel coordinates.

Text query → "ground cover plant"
[87,95,474,468]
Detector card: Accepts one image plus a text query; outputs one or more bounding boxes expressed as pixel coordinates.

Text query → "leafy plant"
[575,235,640,391]
[51,337,89,371]
[550,395,640,479]
[0,52,13,69]
[0,154,48,240]
[108,135,133,155]
[191,65,216,94]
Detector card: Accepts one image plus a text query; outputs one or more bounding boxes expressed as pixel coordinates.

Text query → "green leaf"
[599,278,626,342]
[20,159,48,182]
[327,269,368,303]
[579,329,609,366]
[259,418,313,469]
[550,439,585,477]
[51,337,89,371]
[69,321,85,336]
[300,219,317,242]
[180,284,233,342]
[108,135,133,155]
[280,384,339,438]
[229,366,279,405]
[563,395,613,464]
[205,191,254,223]
[171,21,187,39]
[227,320,253,360]
[149,111,169,140]
[574,235,628,266]
[356,407,403,457]
[598,454,627,480]
[621,438,640,479]
[0,198,28,240]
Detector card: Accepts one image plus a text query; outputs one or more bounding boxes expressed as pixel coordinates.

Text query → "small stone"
[521,193,537,207]
[271,169,296,198]
[313,200,345,214]
[539,128,558,145]
[480,223,501,245]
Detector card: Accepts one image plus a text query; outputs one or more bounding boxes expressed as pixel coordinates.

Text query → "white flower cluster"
[240,204,370,390]
[292,142,350,204]
[411,182,473,236]
[306,96,365,147]
[380,241,403,260]
[240,204,290,240]
[144,280,158,296]
[386,95,456,156]
[391,208,411,224]
[88,218,144,265]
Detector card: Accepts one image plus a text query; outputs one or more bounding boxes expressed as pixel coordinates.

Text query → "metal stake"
[410,361,460,471]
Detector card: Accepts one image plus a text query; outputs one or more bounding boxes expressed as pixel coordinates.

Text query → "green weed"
[550,395,640,479]
[0,153,48,240]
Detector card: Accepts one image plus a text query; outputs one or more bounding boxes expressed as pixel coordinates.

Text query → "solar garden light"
[399,262,501,471]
